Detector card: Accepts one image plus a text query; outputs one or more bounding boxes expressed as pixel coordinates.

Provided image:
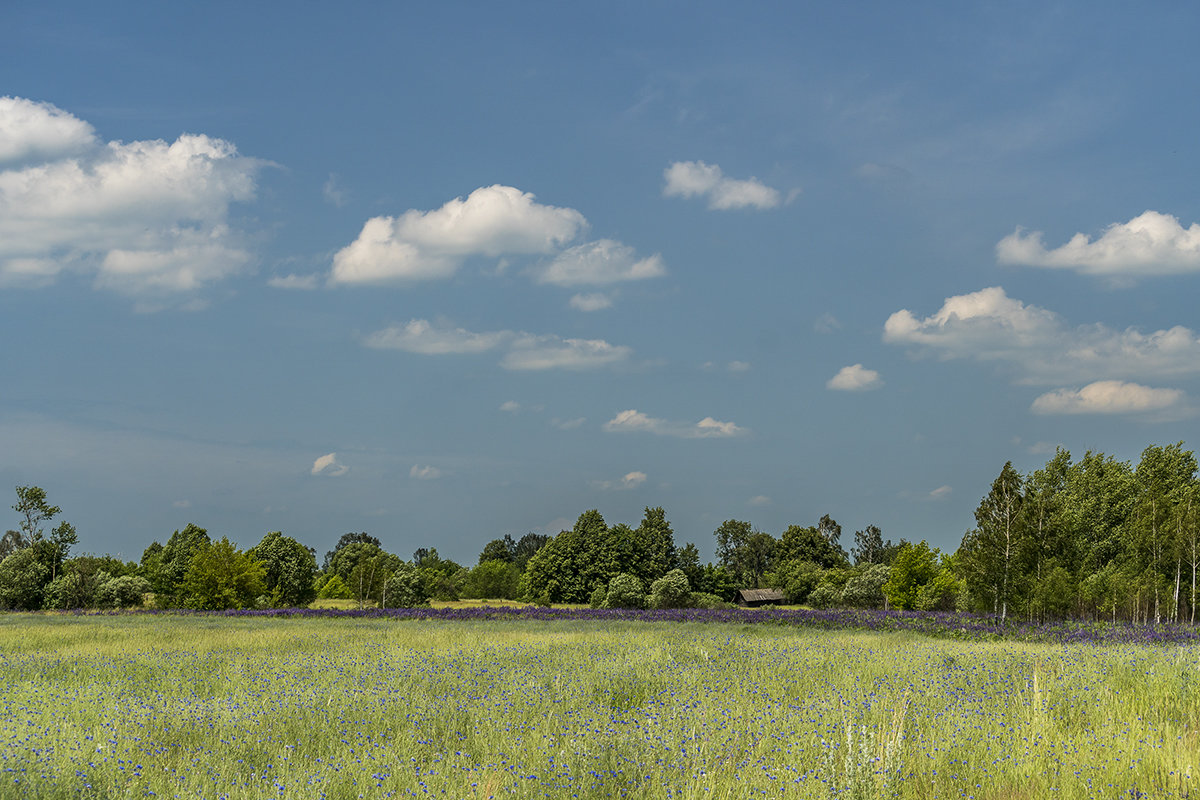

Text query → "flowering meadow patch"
[0,615,1196,799]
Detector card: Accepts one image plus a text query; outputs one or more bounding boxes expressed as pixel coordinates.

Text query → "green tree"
[521,511,617,603]
[0,530,23,560]
[12,485,60,545]
[181,537,266,610]
[464,559,521,599]
[95,575,151,608]
[0,548,50,610]
[380,561,429,607]
[883,541,940,610]
[249,531,318,607]
[323,532,381,572]
[841,564,891,608]
[637,506,677,581]
[648,569,691,609]
[851,525,891,565]
[1133,443,1197,624]
[152,524,211,606]
[602,573,646,609]
[512,533,551,570]
[478,535,516,565]
[962,462,1025,620]
[777,525,849,569]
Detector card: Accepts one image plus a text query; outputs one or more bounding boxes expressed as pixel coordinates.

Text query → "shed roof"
[737,588,785,604]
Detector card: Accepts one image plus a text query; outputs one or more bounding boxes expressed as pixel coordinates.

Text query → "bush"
[841,564,890,609]
[589,585,607,608]
[807,583,841,609]
[602,573,646,609]
[42,571,94,609]
[95,575,151,608]
[916,568,963,612]
[315,573,352,599]
[688,592,736,609]
[381,563,430,608]
[648,569,691,609]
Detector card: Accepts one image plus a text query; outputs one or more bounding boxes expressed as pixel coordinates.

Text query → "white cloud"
[312,452,348,477]
[603,409,746,439]
[172,499,191,509]
[499,400,521,413]
[410,464,443,480]
[569,292,613,311]
[364,319,631,371]
[728,361,752,372]
[363,319,509,355]
[0,98,264,295]
[500,335,631,371]
[267,273,319,290]
[551,417,586,430]
[331,185,587,285]
[591,471,647,491]
[748,495,772,506]
[883,286,1200,384]
[928,485,953,501]
[997,211,1200,279]
[663,160,781,210]
[534,239,665,286]
[827,364,883,391]
[0,96,96,164]
[1031,380,1186,416]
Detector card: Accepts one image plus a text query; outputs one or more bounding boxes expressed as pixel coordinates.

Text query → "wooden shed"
[737,588,786,607]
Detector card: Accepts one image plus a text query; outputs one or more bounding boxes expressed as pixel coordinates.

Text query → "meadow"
[0,614,1196,799]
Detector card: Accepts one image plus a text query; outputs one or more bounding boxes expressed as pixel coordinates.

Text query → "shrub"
[807,583,841,609]
[916,568,963,612]
[381,563,430,608]
[602,573,646,609]
[316,573,352,599]
[688,592,736,609]
[841,564,890,609]
[95,575,151,608]
[589,585,607,609]
[648,569,691,609]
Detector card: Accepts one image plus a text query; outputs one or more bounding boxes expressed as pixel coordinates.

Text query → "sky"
[3,2,1199,564]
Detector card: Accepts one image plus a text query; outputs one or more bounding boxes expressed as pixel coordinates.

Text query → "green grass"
[0,615,1196,798]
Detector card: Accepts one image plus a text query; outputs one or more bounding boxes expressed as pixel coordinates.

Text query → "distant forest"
[2,441,1197,625]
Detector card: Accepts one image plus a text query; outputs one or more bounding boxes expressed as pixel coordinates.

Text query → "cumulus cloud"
[748,495,772,506]
[499,400,521,413]
[534,239,665,286]
[603,409,746,439]
[0,97,264,295]
[827,364,883,391]
[410,464,443,480]
[364,319,631,371]
[663,160,781,210]
[1031,380,1186,416]
[0,96,95,164]
[569,292,612,312]
[997,211,1200,279]
[883,286,1200,384]
[591,471,647,491]
[312,453,348,477]
[330,185,586,285]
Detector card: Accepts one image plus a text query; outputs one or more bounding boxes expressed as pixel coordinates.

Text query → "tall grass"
[0,615,1195,798]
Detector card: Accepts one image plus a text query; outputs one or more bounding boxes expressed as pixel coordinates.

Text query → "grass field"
[0,615,1196,799]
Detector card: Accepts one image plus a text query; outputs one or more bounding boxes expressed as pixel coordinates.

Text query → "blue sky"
[3,2,1199,564]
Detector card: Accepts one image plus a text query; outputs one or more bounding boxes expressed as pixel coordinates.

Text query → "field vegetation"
[1,614,1196,799]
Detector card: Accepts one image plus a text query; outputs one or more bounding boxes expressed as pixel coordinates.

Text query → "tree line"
[1,440,1196,623]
